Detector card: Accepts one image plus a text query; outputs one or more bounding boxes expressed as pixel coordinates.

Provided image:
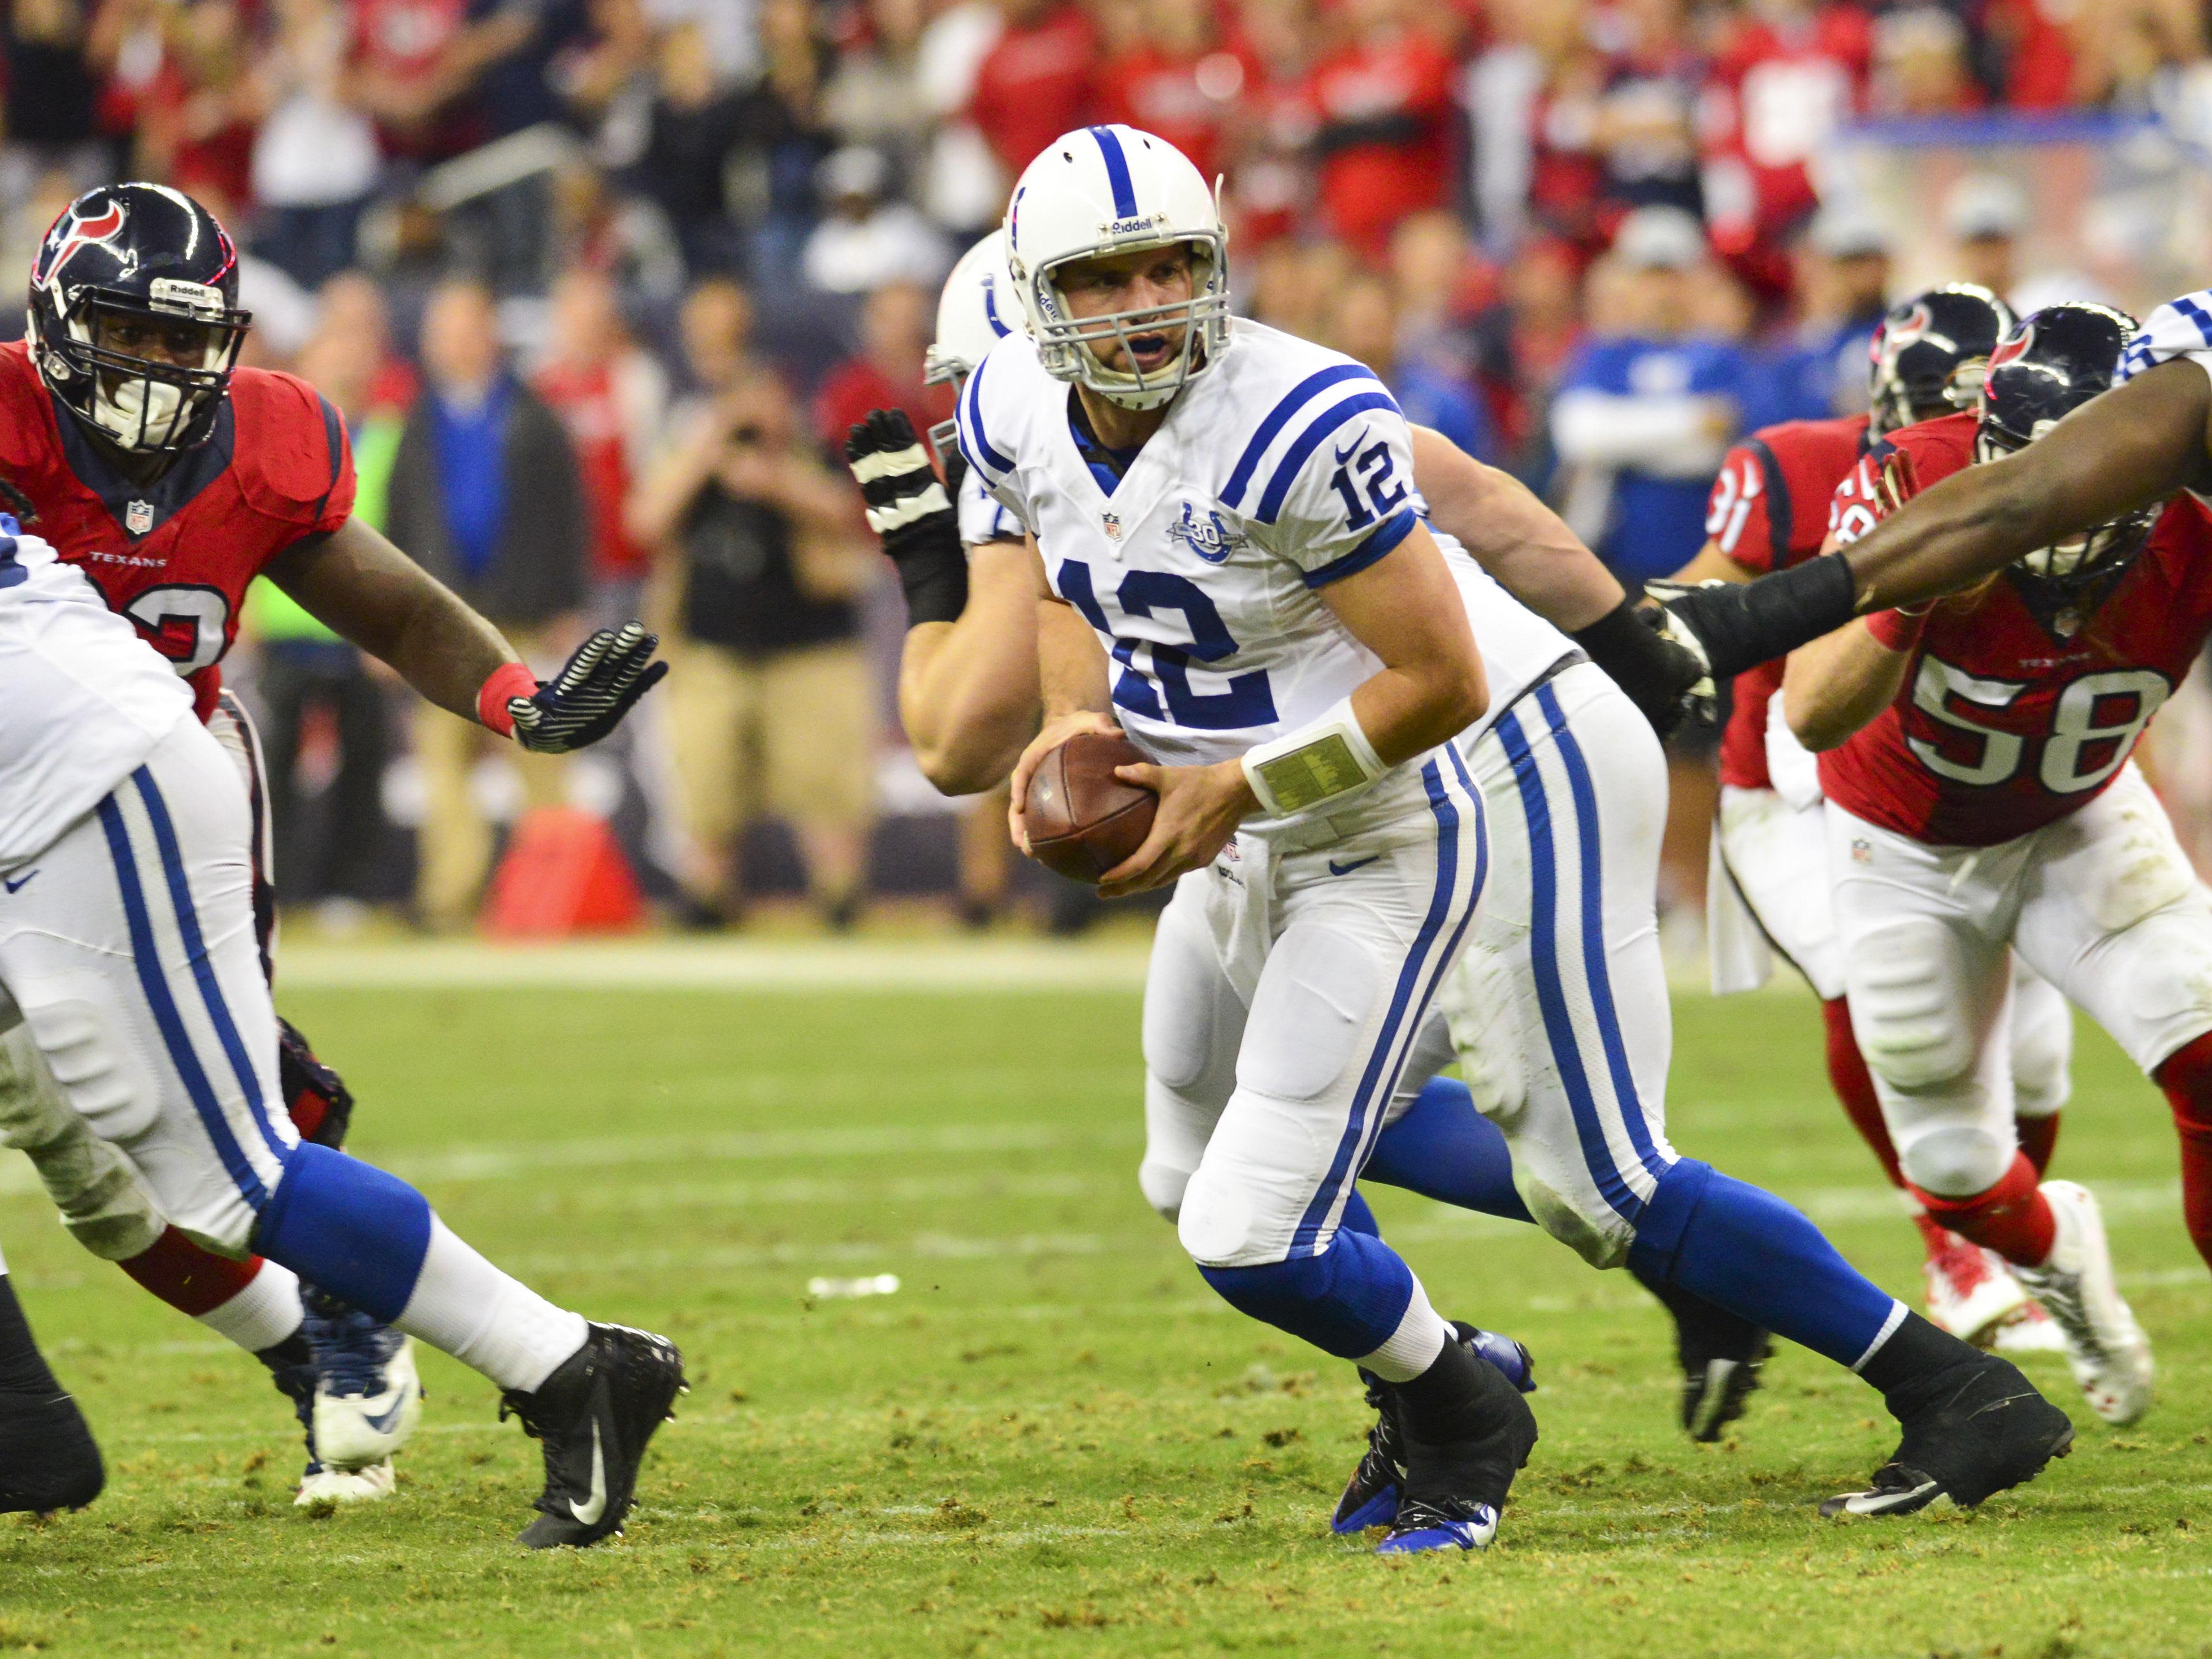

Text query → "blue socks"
[1365,1077,1532,1223]
[254,1143,433,1323]
[1201,1228,1417,1361]
[1628,1159,1901,1369]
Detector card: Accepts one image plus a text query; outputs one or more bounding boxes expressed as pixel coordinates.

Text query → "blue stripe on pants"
[1342,746,1489,1187]
[97,793,267,1208]
[1533,684,1672,1184]
[131,766,290,1169]
[1291,759,1472,1257]
[1494,708,1641,1223]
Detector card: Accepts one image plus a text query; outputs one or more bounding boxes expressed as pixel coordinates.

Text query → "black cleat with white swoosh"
[500,1323,686,1548]
[1820,1348,2073,1519]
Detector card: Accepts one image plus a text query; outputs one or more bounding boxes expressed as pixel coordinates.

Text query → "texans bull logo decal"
[36,200,125,293]
[1988,323,2037,372]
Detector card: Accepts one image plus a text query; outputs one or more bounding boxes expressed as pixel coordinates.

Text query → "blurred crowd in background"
[4,0,2211,939]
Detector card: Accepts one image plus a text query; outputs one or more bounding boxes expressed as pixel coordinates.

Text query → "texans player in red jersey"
[1668,285,2071,1347]
[0,183,666,1506]
[1780,302,2212,1430]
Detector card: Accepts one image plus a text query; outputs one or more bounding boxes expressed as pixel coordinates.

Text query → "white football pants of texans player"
[1713,705,2072,1116]
[0,537,597,1408]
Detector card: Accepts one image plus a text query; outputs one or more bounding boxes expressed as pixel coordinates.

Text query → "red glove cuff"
[476,661,539,737]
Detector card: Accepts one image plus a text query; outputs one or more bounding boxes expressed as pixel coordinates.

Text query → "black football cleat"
[0,1387,103,1514]
[500,1323,686,1548]
[1821,1349,2074,1518]
[1374,1332,1539,1554]
[1637,1270,1770,1442]
[1331,1322,1535,1535]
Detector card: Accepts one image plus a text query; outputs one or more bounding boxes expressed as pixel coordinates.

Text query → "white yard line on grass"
[276,937,1155,992]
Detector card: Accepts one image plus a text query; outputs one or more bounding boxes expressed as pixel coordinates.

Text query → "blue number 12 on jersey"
[1059,559,1279,731]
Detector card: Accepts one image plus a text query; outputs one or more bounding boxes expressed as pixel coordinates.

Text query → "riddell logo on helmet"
[1103,216,1159,234]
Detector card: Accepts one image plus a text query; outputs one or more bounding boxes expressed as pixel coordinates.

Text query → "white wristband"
[1241,696,1388,818]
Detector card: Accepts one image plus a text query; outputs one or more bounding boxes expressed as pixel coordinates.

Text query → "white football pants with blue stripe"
[1141,753,1486,1376]
[0,715,588,1395]
[1435,661,1678,1269]
[0,716,291,1252]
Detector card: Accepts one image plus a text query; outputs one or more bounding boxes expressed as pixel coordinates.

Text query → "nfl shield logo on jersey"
[125,500,153,536]
[1101,511,1122,541]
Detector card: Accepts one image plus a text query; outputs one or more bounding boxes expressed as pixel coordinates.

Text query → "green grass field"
[3,954,2210,1657]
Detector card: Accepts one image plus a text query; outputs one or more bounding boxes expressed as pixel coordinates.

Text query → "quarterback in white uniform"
[974,128,1536,1553]
[955,124,2076,1538]
[0,528,685,1547]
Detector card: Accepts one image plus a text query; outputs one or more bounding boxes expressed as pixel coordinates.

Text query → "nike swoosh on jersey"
[1333,437,1360,463]
[1327,855,1381,876]
[570,1420,608,1526]
[3,869,37,893]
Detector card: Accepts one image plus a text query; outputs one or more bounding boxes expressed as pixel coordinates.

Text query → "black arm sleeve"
[1665,555,1859,680]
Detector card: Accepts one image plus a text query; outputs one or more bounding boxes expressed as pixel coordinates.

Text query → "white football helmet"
[1003,125,1228,410]
[923,231,1020,467]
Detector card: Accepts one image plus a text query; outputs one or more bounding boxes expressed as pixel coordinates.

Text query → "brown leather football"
[1022,731,1157,882]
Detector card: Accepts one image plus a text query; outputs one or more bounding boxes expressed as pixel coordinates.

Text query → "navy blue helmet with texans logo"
[27,183,252,455]
[1977,301,2159,592]
[1866,284,2014,435]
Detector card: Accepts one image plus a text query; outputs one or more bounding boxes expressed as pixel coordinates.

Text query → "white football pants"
[1829,763,2212,1197]
[1717,782,2072,1117]
[1433,661,1680,1269]
[1139,752,1485,1269]
[0,716,296,1256]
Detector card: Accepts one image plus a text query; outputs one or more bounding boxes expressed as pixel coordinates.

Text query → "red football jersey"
[1819,410,2212,845]
[0,340,355,720]
[1704,412,1870,789]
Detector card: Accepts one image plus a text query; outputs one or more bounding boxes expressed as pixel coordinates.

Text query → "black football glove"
[1571,597,1714,737]
[508,621,668,754]
[845,408,968,627]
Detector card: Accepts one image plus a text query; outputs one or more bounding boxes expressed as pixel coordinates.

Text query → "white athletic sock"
[1358,1271,1451,1383]
[197,1259,305,1354]
[395,1219,588,1393]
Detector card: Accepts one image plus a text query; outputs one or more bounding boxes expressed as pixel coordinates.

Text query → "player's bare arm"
[1670,541,1754,585]
[1410,425,1624,628]
[844,406,1041,795]
[1781,619,1909,751]
[1836,361,2211,611]
[1407,426,1705,731]
[1650,357,2212,680]
[900,538,1038,794]
[264,517,521,722]
[1098,525,1485,900]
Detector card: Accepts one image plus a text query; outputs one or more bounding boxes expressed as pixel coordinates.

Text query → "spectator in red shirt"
[1221,0,1321,247]
[1099,0,1247,185]
[1303,0,1457,256]
[968,0,1097,182]
[813,280,952,456]
[1702,0,1871,279]
[535,268,671,619]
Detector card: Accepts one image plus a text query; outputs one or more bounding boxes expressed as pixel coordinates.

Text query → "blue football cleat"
[1331,1321,1536,1535]
[1374,1498,1499,1554]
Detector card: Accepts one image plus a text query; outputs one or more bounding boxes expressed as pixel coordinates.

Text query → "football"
[1022,731,1157,882]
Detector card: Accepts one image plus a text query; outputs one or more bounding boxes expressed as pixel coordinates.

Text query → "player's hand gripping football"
[507,622,669,753]
[1008,710,1124,853]
[1093,758,1255,900]
[844,409,956,560]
